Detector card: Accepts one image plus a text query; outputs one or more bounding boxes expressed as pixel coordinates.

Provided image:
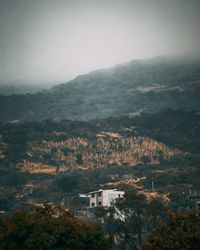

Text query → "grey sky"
[0,0,200,86]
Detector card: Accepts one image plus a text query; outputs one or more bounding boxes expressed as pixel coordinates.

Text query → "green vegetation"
[0,205,110,250]
[0,58,200,122]
[0,58,199,249]
[0,109,199,212]
[140,212,200,250]
[95,190,168,250]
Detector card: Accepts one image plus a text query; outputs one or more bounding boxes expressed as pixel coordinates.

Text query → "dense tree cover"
[95,191,168,250]
[0,109,199,212]
[0,58,200,122]
[0,205,110,250]
[139,212,200,250]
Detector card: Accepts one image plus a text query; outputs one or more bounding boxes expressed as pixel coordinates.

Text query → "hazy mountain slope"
[0,84,47,95]
[0,57,200,122]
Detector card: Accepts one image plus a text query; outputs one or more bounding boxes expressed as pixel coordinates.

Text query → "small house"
[89,189,124,208]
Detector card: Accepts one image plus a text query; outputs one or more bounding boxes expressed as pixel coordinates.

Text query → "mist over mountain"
[1,1,200,247]
[0,84,49,96]
[0,57,199,122]
[0,56,200,241]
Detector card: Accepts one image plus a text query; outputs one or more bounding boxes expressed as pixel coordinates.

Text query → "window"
[118,194,121,198]
[91,202,95,207]
[91,193,95,198]
[98,202,102,206]
[98,192,102,197]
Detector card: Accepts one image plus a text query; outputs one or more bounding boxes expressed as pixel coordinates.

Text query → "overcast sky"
[0,0,200,86]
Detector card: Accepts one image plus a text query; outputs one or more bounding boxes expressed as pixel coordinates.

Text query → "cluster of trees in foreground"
[0,204,199,250]
[0,205,109,250]
[139,212,200,250]
[95,191,200,250]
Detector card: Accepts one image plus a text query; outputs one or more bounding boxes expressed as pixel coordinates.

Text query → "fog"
[0,0,200,86]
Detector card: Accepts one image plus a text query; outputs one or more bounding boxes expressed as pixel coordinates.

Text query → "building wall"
[89,189,124,208]
[90,191,103,207]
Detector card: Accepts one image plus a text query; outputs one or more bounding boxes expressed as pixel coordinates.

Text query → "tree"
[95,191,168,250]
[0,205,110,250]
[139,212,200,250]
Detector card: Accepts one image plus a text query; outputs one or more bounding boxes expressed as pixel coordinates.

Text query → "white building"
[89,189,125,208]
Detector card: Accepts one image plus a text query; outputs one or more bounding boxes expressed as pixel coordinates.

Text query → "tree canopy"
[139,212,200,250]
[0,205,110,250]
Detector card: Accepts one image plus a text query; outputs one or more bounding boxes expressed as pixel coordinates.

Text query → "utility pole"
[151,180,155,192]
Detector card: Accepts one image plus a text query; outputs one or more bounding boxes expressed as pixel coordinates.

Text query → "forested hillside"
[0,110,199,211]
[0,57,200,121]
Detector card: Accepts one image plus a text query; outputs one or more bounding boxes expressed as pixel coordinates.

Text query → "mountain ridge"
[0,56,200,122]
